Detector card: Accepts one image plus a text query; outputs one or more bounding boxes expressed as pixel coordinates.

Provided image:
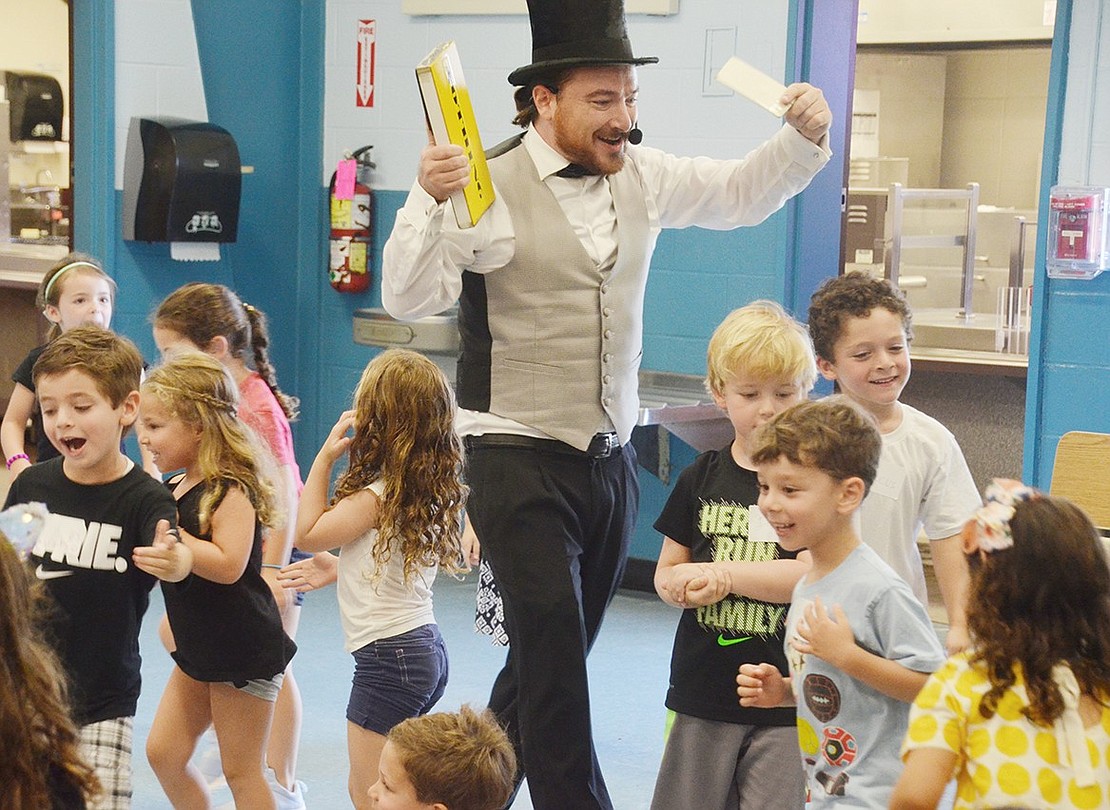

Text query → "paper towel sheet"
[170,242,221,261]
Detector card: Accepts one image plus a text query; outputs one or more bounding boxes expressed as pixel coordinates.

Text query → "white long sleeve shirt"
[383,124,830,439]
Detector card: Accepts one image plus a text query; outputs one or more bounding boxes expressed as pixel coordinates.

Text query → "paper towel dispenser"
[122,117,240,243]
[3,71,63,141]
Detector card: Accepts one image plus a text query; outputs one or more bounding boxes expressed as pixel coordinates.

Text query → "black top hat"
[508,0,659,86]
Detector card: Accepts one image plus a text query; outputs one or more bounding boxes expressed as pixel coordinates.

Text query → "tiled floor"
[131,573,676,809]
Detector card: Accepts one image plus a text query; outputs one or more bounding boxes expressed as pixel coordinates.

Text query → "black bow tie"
[554,163,598,179]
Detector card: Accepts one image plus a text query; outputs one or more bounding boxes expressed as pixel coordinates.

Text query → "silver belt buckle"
[592,432,618,458]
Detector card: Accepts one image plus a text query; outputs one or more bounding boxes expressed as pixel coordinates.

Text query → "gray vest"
[457,138,653,451]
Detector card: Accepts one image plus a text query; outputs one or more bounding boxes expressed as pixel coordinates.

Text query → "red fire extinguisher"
[328,145,375,293]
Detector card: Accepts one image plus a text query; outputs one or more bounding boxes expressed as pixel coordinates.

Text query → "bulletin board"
[403,0,678,14]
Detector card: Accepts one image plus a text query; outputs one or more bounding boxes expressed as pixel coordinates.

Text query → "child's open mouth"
[62,437,86,452]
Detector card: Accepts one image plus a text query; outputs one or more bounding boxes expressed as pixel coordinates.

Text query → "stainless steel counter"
[0,241,67,287]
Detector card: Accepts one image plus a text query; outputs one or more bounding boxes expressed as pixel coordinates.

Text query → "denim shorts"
[347,623,448,735]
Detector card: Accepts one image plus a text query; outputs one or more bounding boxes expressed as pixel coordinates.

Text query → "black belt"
[464,432,622,460]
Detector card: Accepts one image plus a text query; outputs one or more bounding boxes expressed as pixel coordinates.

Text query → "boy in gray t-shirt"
[737,400,945,808]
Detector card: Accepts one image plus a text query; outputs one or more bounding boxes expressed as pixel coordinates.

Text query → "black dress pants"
[465,438,639,810]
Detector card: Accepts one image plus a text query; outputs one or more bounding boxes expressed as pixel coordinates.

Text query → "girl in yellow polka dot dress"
[891,479,1110,809]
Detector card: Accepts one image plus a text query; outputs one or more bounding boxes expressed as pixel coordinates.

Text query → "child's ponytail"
[242,301,299,422]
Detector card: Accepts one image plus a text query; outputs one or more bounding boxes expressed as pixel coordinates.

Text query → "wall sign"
[356,19,375,107]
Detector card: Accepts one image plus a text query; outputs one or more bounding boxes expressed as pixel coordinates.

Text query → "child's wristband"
[261,563,283,570]
[6,453,29,470]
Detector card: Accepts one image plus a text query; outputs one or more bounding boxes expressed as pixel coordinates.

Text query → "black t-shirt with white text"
[4,457,177,724]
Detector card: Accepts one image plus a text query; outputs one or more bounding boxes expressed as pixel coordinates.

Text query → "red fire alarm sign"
[357,19,376,108]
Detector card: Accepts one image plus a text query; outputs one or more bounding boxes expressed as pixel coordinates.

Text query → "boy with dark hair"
[650,301,816,810]
[807,271,978,653]
[738,399,945,808]
[4,325,192,810]
[368,705,516,810]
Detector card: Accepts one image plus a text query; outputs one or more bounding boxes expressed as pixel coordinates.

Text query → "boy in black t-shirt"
[649,301,816,810]
[4,326,192,810]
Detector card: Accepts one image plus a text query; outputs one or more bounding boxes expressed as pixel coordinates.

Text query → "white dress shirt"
[383,124,830,439]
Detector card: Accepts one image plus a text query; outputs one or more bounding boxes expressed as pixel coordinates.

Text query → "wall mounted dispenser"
[122,117,241,243]
[2,71,63,141]
[1046,186,1109,280]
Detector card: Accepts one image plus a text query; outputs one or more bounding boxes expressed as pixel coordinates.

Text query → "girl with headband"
[2,253,117,478]
[891,480,1110,809]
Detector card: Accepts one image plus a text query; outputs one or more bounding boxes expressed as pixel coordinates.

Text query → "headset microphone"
[628,125,643,145]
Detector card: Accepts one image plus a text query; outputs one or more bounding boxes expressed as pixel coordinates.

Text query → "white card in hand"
[748,504,779,544]
[716,56,791,118]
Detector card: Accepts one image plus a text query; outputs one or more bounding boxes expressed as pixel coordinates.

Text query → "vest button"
[603,397,613,406]
[604,329,613,339]
[603,374,612,384]
[603,353,612,363]
[603,308,612,317]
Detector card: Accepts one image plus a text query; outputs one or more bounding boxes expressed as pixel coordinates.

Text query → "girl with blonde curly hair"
[294,348,466,809]
[138,352,296,809]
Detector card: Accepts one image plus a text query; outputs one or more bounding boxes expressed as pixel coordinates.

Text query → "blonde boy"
[738,399,945,808]
[807,272,978,653]
[3,325,191,809]
[368,706,516,810]
[650,301,816,810]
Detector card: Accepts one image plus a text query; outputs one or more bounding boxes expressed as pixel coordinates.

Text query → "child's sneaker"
[265,766,308,810]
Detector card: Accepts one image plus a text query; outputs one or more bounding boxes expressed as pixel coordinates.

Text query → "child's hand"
[133,519,194,583]
[792,597,855,668]
[320,410,356,463]
[681,563,732,607]
[661,563,728,607]
[278,551,339,592]
[460,519,481,572]
[737,662,789,707]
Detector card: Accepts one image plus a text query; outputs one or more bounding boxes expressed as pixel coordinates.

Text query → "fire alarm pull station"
[1046,186,1110,280]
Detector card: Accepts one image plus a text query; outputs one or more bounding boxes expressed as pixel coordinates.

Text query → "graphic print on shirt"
[787,598,859,800]
[32,512,130,576]
[694,500,787,638]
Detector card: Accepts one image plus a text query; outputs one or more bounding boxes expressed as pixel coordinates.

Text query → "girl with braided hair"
[152,282,308,805]
[138,352,296,810]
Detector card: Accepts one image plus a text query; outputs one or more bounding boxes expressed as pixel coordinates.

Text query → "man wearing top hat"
[383,1,831,806]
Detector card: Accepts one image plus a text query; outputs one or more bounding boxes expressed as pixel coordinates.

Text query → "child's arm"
[929,533,970,654]
[278,550,339,592]
[1,384,37,478]
[261,462,300,611]
[179,486,258,584]
[655,537,811,608]
[737,662,795,707]
[712,551,812,603]
[295,410,380,553]
[794,597,931,703]
[654,536,712,607]
[460,512,481,571]
[889,748,957,809]
[132,519,194,582]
